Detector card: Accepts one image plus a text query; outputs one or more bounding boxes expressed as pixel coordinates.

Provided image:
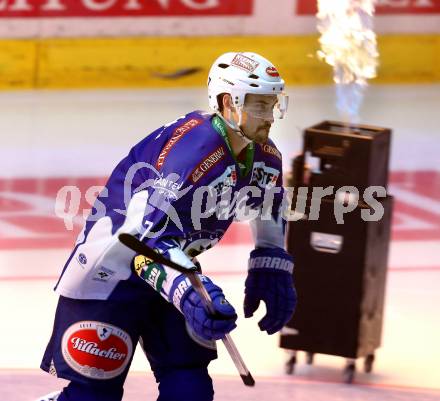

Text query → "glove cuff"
[169,273,212,312]
[169,274,192,312]
[248,247,294,274]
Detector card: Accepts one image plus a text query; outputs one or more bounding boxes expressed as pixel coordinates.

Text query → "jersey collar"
[211,114,254,177]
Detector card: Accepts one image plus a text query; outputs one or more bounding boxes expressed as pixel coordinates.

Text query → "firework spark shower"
[317,0,379,122]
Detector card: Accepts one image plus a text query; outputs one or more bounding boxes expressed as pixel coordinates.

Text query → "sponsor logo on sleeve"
[133,255,166,292]
[61,321,133,380]
[133,254,149,275]
[190,146,226,183]
[156,118,202,169]
[152,176,184,200]
[250,162,279,190]
[261,143,282,161]
[231,54,260,73]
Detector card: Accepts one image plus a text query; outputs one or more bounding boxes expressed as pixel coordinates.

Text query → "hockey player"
[36,52,297,401]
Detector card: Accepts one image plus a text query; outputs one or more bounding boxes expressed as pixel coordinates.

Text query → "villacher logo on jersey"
[62,321,133,380]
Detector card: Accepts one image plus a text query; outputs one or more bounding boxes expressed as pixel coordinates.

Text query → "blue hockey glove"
[244,248,297,335]
[170,274,237,341]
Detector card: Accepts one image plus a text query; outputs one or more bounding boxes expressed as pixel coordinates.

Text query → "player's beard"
[252,124,271,144]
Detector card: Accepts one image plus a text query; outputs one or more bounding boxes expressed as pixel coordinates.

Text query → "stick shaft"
[186,272,251,378]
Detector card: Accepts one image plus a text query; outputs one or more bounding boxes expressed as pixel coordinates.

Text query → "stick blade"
[241,373,255,387]
[118,233,148,255]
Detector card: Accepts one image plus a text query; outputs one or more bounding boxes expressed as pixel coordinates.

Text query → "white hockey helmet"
[207,52,288,119]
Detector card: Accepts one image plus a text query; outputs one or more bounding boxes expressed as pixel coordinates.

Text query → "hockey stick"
[118,233,255,387]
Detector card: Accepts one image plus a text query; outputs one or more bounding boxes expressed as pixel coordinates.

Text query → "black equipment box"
[280,120,393,364]
[302,120,391,195]
[280,196,393,358]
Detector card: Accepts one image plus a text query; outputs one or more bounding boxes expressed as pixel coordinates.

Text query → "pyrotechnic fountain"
[317,0,379,123]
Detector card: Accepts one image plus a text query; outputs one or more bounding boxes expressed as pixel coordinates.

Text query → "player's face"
[240,94,277,144]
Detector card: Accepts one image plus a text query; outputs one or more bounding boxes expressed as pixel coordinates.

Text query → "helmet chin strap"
[217,110,252,145]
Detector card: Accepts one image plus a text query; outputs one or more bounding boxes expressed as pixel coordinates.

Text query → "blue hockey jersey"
[55,111,286,301]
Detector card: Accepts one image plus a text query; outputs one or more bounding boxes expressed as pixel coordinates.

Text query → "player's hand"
[244,248,297,335]
[170,274,237,341]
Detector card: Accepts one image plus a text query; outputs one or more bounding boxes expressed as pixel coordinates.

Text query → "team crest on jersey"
[179,229,225,258]
[250,162,279,190]
[208,165,237,195]
[62,321,133,380]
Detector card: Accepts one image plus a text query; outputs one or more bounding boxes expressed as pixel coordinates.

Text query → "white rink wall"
[0,84,439,179]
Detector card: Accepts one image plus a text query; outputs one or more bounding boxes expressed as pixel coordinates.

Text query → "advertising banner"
[297,0,440,15]
[0,0,253,17]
